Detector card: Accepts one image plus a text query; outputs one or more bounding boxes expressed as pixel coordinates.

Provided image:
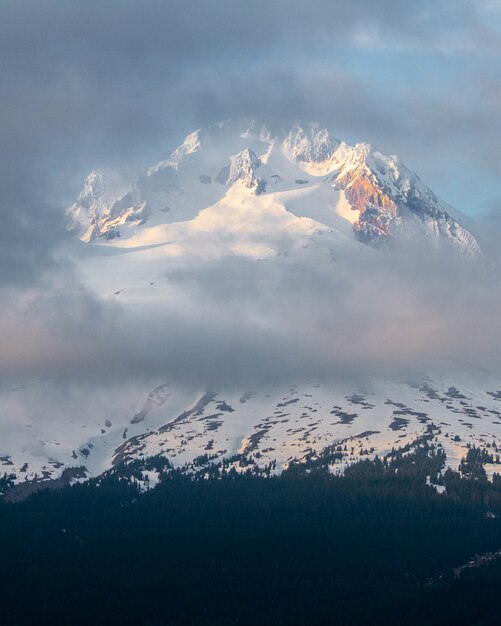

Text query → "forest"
[1,444,501,625]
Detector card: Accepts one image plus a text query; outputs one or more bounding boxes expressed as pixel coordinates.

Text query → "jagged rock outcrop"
[216,148,264,193]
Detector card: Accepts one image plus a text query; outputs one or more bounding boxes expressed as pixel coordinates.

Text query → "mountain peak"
[148,129,203,175]
[65,119,483,260]
[216,147,263,192]
[284,123,340,164]
[171,129,203,164]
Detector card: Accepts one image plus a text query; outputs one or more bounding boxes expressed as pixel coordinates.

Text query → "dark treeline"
[1,451,501,625]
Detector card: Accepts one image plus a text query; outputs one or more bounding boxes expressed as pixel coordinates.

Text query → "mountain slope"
[4,377,501,494]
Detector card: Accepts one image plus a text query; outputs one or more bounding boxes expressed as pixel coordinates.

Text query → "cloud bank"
[0,243,499,394]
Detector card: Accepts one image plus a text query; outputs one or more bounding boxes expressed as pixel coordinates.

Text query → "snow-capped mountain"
[66,120,482,258]
[1,120,497,499]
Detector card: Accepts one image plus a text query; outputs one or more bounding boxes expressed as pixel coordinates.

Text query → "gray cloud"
[0,0,501,407]
[0,245,499,394]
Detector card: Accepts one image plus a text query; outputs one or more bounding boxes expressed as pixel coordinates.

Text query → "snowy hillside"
[4,377,501,495]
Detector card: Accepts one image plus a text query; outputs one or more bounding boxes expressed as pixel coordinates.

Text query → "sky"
[1,0,501,401]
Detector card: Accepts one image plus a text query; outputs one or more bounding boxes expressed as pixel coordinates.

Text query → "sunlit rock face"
[334,162,400,245]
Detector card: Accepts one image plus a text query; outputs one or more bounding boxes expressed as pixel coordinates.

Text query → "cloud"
[0,0,500,412]
[0,241,499,396]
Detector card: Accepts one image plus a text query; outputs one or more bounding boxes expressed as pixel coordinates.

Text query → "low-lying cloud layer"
[1,243,499,394]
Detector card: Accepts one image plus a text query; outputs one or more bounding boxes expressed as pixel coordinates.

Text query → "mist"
[1,240,499,397]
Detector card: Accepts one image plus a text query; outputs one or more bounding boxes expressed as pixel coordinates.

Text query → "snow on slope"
[115,378,501,478]
[4,377,501,489]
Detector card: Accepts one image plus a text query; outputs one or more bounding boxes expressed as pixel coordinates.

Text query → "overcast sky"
[1,1,501,400]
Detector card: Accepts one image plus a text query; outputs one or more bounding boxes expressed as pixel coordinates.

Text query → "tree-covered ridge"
[1,443,501,625]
